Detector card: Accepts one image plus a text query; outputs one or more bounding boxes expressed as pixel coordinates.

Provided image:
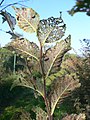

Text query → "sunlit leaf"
[13,7,40,33]
[44,35,71,78]
[48,74,80,115]
[37,15,66,45]
[0,10,16,31]
[46,69,67,86]
[5,37,39,61]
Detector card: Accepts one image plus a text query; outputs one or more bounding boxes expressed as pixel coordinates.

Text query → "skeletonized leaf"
[11,72,44,98]
[0,10,16,31]
[13,7,40,33]
[48,73,80,115]
[5,37,39,61]
[37,15,66,45]
[10,72,34,90]
[44,35,71,78]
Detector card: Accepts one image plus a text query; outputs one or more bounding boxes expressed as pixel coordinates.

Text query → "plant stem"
[13,53,16,74]
[47,115,53,120]
[40,45,46,97]
[40,43,51,119]
[0,0,4,5]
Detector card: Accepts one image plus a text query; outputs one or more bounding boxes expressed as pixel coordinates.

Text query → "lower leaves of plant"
[62,113,86,120]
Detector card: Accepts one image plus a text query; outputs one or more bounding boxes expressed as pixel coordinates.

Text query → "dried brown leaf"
[44,35,71,78]
[13,7,40,33]
[6,37,39,61]
[48,74,80,115]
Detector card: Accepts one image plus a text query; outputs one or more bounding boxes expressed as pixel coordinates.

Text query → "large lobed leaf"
[5,37,39,61]
[10,72,34,90]
[11,72,44,98]
[13,7,40,33]
[44,35,71,78]
[37,15,66,45]
[48,73,80,115]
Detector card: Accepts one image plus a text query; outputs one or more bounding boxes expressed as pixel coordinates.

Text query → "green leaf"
[48,74,80,115]
[44,35,71,78]
[37,15,66,46]
[13,7,40,33]
[46,69,67,86]
[5,37,39,61]
[68,7,77,16]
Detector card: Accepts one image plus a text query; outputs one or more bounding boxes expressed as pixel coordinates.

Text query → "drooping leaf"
[11,72,44,98]
[48,73,80,115]
[6,31,23,39]
[13,7,40,33]
[5,37,39,61]
[44,35,71,78]
[10,72,33,90]
[0,10,16,31]
[37,14,66,45]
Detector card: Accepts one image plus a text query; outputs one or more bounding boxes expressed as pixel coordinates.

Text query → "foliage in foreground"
[0,7,81,120]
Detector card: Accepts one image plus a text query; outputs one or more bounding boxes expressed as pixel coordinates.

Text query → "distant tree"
[61,39,90,120]
[68,0,90,16]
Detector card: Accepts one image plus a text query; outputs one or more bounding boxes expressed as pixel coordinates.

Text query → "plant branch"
[40,43,51,118]
[40,44,46,97]
[0,0,30,11]
[13,53,16,74]
[0,0,4,6]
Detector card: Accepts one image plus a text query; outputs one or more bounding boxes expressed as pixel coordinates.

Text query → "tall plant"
[2,7,80,119]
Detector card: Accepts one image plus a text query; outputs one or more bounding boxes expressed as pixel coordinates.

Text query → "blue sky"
[0,0,90,54]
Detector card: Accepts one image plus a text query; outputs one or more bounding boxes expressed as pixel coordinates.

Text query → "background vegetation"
[0,0,90,120]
